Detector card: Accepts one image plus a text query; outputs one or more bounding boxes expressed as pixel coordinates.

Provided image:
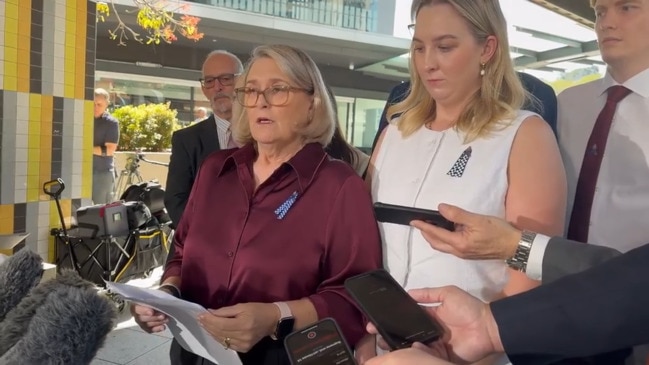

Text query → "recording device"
[344,269,445,350]
[284,318,356,365]
[373,202,455,231]
[76,202,130,238]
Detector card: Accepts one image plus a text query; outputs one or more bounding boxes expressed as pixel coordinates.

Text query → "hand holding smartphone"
[344,269,445,350]
[373,202,455,231]
[284,318,356,365]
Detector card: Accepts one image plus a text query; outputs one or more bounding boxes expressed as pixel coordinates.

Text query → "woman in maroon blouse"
[131,44,383,365]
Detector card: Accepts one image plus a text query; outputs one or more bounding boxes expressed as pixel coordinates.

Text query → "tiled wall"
[0,0,96,261]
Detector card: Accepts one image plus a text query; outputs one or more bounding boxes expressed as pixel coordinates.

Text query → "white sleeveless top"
[371,110,536,302]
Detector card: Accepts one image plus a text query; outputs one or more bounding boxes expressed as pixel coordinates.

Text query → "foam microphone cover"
[0,278,116,365]
[0,249,43,322]
[0,270,97,356]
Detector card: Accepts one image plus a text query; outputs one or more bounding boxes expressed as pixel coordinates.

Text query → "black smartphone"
[284,318,357,365]
[344,269,445,350]
[373,202,455,231]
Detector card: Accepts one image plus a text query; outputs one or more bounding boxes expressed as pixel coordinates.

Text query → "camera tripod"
[113,152,169,200]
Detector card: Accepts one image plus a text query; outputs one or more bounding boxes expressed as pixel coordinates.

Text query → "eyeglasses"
[199,73,240,88]
[407,23,415,37]
[234,85,313,107]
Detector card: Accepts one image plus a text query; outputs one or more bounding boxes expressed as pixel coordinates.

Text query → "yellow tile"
[4,47,18,65]
[0,218,13,235]
[27,188,39,203]
[4,16,18,34]
[30,93,42,107]
[42,94,53,111]
[28,147,40,163]
[4,76,17,91]
[4,2,18,19]
[27,176,40,192]
[29,121,41,135]
[28,131,41,146]
[17,8,31,36]
[27,159,40,176]
[39,163,50,178]
[0,205,13,219]
[64,84,75,98]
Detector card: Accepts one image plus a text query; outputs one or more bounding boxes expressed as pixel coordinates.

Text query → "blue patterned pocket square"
[275,191,299,220]
[447,146,472,177]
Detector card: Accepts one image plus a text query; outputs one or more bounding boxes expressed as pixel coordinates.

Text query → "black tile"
[30,79,41,94]
[53,96,64,110]
[30,24,43,41]
[14,202,26,218]
[30,65,42,80]
[32,0,44,13]
[30,51,41,68]
[51,147,62,162]
[13,203,27,234]
[51,161,62,179]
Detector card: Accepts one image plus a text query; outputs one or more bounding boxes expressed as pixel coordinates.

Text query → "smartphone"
[373,202,455,231]
[284,318,357,365]
[344,269,445,350]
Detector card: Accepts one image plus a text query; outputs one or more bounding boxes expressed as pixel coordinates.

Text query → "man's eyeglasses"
[234,85,313,107]
[199,73,240,88]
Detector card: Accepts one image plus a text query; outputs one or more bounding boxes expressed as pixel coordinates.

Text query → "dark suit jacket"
[492,240,649,364]
[541,237,621,284]
[370,73,558,150]
[164,115,220,228]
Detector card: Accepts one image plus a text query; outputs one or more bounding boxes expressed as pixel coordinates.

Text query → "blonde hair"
[391,0,526,143]
[232,45,335,147]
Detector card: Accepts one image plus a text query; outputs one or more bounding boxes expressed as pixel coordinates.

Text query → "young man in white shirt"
[557,2,649,363]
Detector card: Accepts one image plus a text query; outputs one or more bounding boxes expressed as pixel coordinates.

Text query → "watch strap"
[506,230,536,272]
[273,301,292,320]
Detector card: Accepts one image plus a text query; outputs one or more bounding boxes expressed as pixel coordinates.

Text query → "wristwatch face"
[276,317,296,339]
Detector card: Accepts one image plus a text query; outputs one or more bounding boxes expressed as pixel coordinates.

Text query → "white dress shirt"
[557,68,649,253]
[214,114,233,148]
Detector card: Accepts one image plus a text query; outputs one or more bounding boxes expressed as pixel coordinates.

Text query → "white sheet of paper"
[105,281,243,365]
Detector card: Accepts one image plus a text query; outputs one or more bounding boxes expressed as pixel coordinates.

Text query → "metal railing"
[190,0,378,33]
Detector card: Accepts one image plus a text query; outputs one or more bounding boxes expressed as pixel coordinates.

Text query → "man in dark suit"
[164,50,243,257]
[366,242,649,365]
[370,72,558,151]
[365,206,648,365]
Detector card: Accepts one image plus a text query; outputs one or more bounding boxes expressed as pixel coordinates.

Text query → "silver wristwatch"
[506,230,537,272]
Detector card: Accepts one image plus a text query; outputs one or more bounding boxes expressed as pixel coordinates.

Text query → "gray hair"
[204,50,244,74]
[94,88,110,101]
[232,45,336,147]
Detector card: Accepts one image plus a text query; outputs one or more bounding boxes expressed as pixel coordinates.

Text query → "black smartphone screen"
[345,269,445,350]
[373,202,455,231]
[284,318,356,365]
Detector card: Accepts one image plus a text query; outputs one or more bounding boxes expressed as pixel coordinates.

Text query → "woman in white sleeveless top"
[357,1,567,364]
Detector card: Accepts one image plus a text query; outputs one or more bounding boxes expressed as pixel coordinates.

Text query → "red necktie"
[567,85,632,242]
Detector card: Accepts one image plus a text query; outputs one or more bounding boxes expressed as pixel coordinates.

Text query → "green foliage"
[113,102,180,152]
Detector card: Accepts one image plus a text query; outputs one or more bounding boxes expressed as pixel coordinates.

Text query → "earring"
[480,63,486,76]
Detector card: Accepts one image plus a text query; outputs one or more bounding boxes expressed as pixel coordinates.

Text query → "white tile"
[15,162,28,175]
[38,227,50,240]
[17,92,30,107]
[14,189,26,203]
[15,174,27,190]
[54,82,64,97]
[16,133,29,148]
[37,239,49,253]
[15,148,28,163]
[38,213,50,227]
[16,120,29,135]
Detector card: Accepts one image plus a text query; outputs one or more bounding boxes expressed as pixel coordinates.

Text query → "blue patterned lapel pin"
[447,146,472,177]
[275,191,299,220]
